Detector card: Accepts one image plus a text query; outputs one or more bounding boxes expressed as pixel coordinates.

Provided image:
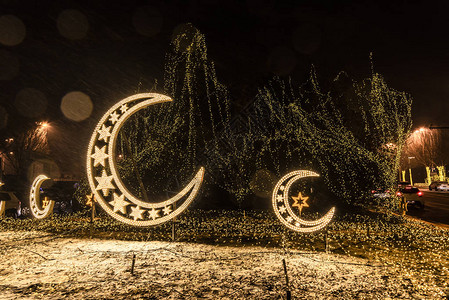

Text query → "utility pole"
[429,125,449,182]
[408,156,415,186]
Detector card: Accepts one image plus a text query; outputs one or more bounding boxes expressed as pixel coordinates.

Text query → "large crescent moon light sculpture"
[30,174,55,219]
[86,93,205,226]
[272,170,335,232]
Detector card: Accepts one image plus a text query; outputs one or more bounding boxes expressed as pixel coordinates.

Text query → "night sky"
[1,0,448,175]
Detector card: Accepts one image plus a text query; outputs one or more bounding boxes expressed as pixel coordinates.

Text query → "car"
[429,181,449,191]
[398,181,411,188]
[398,186,424,209]
[434,182,449,191]
[371,185,425,209]
[40,180,80,215]
[0,191,22,218]
[371,188,391,199]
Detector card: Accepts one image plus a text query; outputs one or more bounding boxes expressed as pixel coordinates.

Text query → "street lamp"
[37,121,49,130]
[408,156,415,186]
[34,121,50,154]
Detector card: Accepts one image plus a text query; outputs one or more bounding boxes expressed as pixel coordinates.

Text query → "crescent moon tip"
[197,167,206,180]
[134,93,173,103]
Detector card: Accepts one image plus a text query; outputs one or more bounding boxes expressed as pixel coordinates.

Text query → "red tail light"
[418,191,423,196]
[396,191,402,197]
[371,190,376,194]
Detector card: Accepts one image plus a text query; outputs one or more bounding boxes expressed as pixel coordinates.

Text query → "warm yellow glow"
[85,193,94,207]
[272,170,335,233]
[414,127,426,134]
[0,200,4,217]
[86,93,205,226]
[29,174,55,219]
[437,166,446,181]
[0,181,5,216]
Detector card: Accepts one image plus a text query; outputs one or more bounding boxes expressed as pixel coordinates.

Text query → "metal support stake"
[172,219,176,242]
[131,253,136,275]
[282,258,291,300]
[325,231,329,253]
[171,202,177,242]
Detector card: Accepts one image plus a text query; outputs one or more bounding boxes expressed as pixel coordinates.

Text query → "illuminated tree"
[0,121,50,201]
[247,66,412,208]
[0,122,49,176]
[116,24,230,200]
[403,128,449,183]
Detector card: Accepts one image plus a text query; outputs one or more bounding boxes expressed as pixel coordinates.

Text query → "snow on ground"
[0,231,445,299]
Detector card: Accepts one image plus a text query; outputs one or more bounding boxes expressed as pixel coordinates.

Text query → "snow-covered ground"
[0,231,445,299]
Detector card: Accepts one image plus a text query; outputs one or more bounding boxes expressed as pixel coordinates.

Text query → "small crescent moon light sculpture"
[0,201,5,217]
[272,170,335,232]
[30,174,55,219]
[86,93,205,226]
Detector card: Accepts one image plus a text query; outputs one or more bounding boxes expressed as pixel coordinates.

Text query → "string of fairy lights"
[248,67,412,207]
[21,24,413,236]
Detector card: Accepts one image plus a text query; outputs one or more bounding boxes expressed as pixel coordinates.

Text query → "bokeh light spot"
[268,46,297,76]
[15,88,47,118]
[0,15,26,46]
[132,6,163,37]
[0,50,19,80]
[61,91,93,121]
[57,9,89,40]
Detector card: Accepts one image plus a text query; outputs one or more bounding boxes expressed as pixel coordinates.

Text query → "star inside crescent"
[163,205,172,215]
[120,104,128,114]
[148,208,160,220]
[91,145,109,167]
[95,169,115,196]
[109,111,120,124]
[86,193,94,207]
[129,205,145,221]
[109,193,130,214]
[276,194,283,202]
[291,192,309,215]
[97,124,112,142]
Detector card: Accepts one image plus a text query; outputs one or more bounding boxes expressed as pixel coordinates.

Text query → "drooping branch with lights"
[244,66,412,208]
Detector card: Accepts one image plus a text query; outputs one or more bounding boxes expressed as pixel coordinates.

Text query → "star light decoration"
[291,192,309,215]
[272,170,335,233]
[86,93,205,226]
[85,193,94,207]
